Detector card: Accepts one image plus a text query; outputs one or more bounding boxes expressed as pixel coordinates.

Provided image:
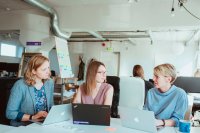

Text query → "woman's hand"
[156,119,175,127]
[32,111,48,120]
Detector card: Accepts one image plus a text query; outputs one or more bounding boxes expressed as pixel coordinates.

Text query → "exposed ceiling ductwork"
[1,0,199,44]
[24,0,71,40]
[69,31,150,42]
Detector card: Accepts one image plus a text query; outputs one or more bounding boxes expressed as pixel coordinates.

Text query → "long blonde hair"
[24,54,50,86]
[84,60,105,95]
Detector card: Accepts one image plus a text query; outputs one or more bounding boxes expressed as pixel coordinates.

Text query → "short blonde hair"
[154,63,177,84]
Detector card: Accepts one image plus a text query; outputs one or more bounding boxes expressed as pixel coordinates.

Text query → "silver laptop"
[31,104,72,125]
[119,106,158,133]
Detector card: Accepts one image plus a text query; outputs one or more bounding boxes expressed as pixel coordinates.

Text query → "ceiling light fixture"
[179,0,187,3]
[128,0,133,3]
[178,0,185,11]
[178,2,184,11]
[178,0,200,21]
[171,7,175,17]
[171,0,175,17]
[179,2,183,7]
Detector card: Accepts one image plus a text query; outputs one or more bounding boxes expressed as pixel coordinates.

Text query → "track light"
[178,2,184,11]
[171,7,175,17]
[128,0,133,3]
[128,0,140,3]
[179,0,187,3]
[171,0,175,17]
[178,0,185,11]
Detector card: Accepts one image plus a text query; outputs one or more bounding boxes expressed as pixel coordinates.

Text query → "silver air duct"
[24,0,70,40]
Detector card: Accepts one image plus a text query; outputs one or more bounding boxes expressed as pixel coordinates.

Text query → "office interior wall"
[2,39,197,79]
[154,41,198,77]
[59,41,197,80]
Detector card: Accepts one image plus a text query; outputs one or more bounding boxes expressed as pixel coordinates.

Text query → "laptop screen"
[72,103,110,126]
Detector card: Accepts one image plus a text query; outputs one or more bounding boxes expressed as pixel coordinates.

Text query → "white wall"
[154,41,198,76]
[54,41,197,80]
[2,39,197,79]
[78,41,155,79]
[118,42,154,79]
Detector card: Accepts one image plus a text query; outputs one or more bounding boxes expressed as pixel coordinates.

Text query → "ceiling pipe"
[87,31,106,41]
[128,38,137,46]
[24,0,70,40]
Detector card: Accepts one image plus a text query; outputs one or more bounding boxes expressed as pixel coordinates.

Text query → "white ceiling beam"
[128,38,136,45]
[88,31,106,41]
[147,30,154,45]
[185,29,200,46]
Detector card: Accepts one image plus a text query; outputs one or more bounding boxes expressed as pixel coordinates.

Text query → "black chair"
[149,79,154,85]
[106,76,120,118]
[173,77,200,93]
[51,70,56,77]
[173,76,200,114]
[0,78,19,125]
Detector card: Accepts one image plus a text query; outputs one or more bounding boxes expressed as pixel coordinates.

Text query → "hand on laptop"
[32,111,48,120]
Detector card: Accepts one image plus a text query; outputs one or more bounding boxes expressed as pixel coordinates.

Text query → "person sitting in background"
[144,63,188,127]
[6,55,54,126]
[133,65,154,101]
[73,60,114,106]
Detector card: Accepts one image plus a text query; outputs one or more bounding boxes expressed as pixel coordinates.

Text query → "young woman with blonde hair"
[144,63,188,127]
[73,60,113,105]
[6,54,54,126]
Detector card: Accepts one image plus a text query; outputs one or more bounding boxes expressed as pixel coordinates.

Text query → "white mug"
[194,110,200,120]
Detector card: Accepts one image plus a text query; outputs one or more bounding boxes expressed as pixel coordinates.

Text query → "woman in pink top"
[73,60,114,106]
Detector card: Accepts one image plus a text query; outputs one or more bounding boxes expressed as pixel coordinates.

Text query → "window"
[0,43,16,57]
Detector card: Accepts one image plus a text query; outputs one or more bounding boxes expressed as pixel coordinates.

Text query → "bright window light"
[0,43,16,57]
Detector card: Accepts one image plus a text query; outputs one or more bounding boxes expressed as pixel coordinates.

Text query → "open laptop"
[31,104,72,125]
[72,103,110,126]
[119,106,158,133]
